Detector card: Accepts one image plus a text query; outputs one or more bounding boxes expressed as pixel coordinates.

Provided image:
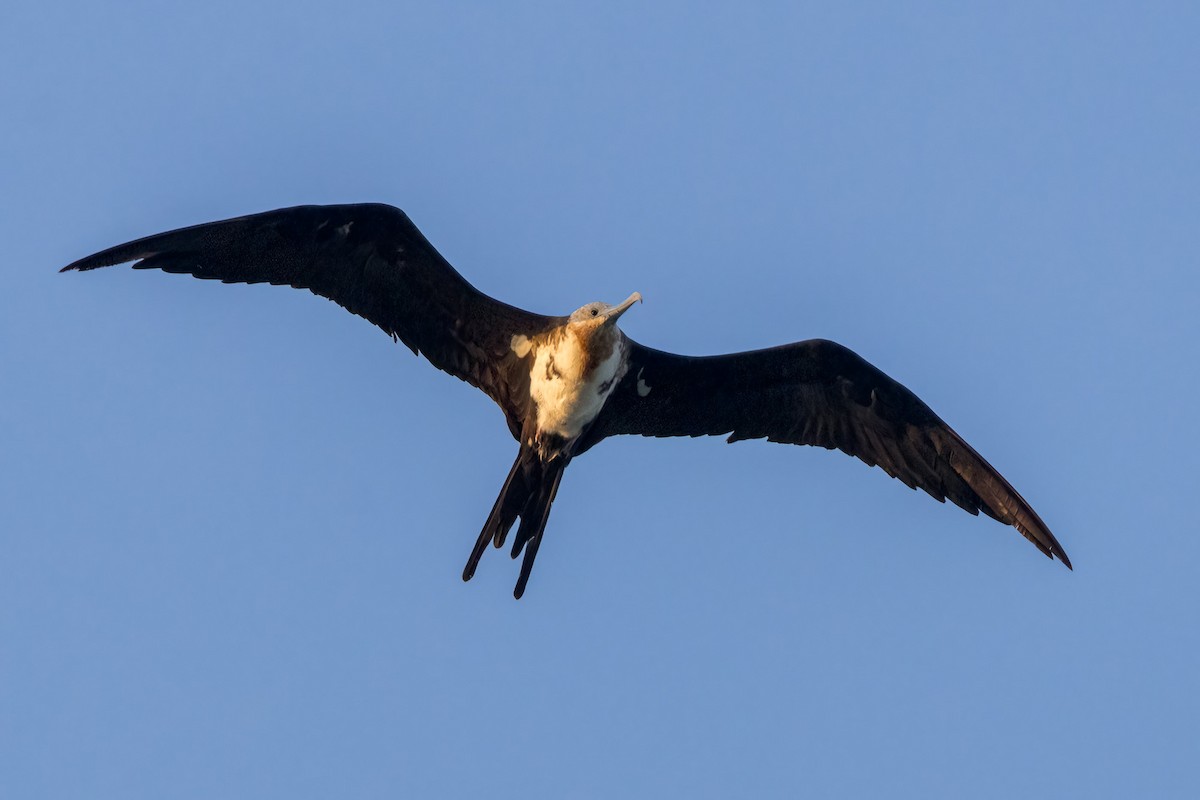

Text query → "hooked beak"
[605,291,642,322]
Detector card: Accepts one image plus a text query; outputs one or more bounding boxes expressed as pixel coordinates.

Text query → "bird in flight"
[63,203,1071,597]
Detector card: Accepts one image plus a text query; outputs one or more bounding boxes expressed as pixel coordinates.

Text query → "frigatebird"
[63,203,1071,597]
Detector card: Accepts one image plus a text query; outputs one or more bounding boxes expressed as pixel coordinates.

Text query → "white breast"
[528,334,626,440]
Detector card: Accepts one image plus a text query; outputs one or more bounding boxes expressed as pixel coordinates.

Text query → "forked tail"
[462,446,571,598]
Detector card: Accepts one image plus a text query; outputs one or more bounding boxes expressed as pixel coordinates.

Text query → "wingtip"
[60,254,115,273]
[1039,539,1072,571]
[60,249,124,272]
[1038,530,1072,571]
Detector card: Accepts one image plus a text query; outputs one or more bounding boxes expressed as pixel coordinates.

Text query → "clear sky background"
[2,2,1197,797]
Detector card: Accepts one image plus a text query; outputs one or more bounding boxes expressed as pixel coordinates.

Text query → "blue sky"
[2,2,1198,797]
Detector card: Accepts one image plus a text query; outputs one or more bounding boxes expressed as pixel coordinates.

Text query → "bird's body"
[522,299,636,453]
[63,203,1071,597]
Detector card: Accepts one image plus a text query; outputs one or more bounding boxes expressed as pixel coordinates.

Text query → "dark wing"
[588,338,1070,568]
[62,203,556,422]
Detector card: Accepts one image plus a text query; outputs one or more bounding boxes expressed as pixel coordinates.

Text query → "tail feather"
[462,448,532,582]
[462,447,571,598]
[509,456,565,560]
[512,461,568,600]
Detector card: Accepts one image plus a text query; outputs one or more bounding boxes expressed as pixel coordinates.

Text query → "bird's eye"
[590,308,598,316]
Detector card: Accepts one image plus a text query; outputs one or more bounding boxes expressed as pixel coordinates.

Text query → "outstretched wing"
[62,203,556,421]
[588,338,1070,568]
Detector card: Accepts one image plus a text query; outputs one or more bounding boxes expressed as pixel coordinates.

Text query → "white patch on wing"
[530,335,625,439]
[636,367,651,397]
[510,334,532,358]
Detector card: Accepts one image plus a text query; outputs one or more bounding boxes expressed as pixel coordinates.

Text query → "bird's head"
[567,292,642,331]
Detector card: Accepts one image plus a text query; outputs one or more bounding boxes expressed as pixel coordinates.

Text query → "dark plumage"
[63,203,1070,597]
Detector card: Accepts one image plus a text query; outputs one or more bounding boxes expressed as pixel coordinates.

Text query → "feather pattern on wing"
[62,204,557,426]
[586,338,1071,568]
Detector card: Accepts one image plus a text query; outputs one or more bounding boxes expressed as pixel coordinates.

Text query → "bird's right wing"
[588,338,1070,568]
[62,204,557,421]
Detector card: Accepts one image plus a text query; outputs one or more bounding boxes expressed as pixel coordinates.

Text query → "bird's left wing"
[62,204,557,421]
[586,338,1070,568]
